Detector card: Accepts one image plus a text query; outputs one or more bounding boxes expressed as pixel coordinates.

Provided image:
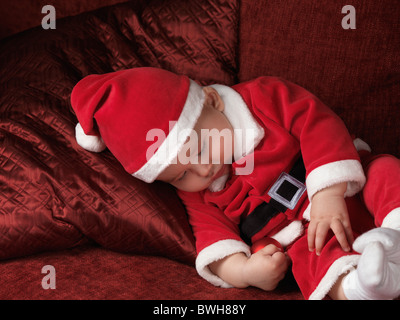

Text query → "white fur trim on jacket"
[382,208,400,230]
[309,254,360,300]
[196,239,251,288]
[207,84,265,192]
[210,84,265,162]
[133,80,205,183]
[271,220,304,248]
[306,159,366,200]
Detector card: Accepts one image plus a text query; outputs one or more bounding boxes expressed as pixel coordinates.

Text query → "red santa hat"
[70,67,205,183]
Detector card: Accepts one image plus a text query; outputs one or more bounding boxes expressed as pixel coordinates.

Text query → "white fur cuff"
[196,239,251,288]
[306,159,366,200]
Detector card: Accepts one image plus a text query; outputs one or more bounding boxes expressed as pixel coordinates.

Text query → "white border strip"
[134,80,205,182]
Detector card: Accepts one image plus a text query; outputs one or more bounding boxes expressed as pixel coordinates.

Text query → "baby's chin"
[176,180,213,193]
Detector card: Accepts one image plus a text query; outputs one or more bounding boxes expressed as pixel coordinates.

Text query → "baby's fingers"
[307,221,317,252]
[308,221,330,255]
[257,244,282,256]
[331,218,353,252]
[307,221,328,255]
[314,223,330,255]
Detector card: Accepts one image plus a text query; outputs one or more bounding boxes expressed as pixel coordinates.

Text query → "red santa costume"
[70,67,400,300]
[176,77,400,299]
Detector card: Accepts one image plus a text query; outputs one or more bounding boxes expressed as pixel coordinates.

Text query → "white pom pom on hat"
[75,122,106,153]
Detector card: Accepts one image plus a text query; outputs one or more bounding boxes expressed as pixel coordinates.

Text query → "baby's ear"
[202,87,224,111]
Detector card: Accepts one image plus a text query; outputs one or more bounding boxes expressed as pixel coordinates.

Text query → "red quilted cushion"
[0,0,239,264]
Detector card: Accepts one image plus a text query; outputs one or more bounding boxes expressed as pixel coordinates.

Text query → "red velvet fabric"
[239,0,400,157]
[0,244,302,300]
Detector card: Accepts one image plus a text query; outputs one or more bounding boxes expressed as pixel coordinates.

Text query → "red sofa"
[0,0,398,300]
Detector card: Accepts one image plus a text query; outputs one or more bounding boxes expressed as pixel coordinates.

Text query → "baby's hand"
[308,182,354,255]
[242,244,290,291]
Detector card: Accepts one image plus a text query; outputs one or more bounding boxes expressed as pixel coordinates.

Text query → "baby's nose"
[194,163,212,177]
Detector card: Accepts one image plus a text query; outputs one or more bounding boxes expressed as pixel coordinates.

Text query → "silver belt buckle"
[268,172,306,210]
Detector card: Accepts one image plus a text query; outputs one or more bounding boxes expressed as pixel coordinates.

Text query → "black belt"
[240,156,306,246]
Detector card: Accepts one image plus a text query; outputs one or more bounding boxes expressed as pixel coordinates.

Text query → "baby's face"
[157,87,234,192]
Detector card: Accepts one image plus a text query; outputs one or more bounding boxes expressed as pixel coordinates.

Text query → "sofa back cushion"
[239,0,399,157]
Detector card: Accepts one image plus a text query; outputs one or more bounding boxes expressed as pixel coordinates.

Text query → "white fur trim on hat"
[75,122,107,153]
[133,80,205,183]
